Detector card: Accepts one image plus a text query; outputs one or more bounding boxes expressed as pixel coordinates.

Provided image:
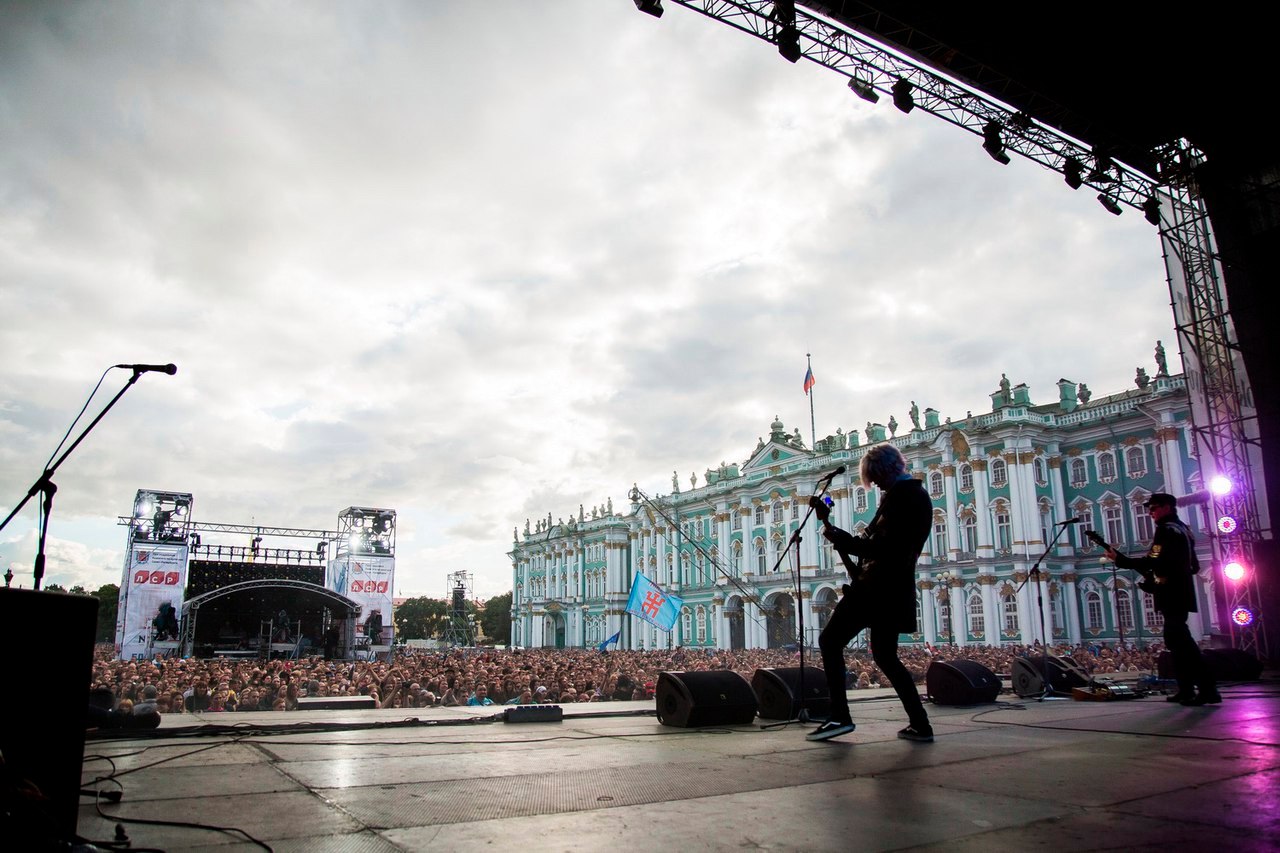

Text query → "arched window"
[732,511,741,531]
[754,537,767,574]
[1142,592,1164,630]
[1104,503,1124,544]
[932,513,948,557]
[1114,588,1134,630]
[696,606,707,642]
[1133,500,1154,542]
[754,504,765,526]
[1084,590,1104,629]
[959,464,974,492]
[770,532,784,570]
[929,471,944,498]
[681,606,692,641]
[1099,452,1117,482]
[1070,458,1088,487]
[995,508,1012,551]
[991,458,1008,487]
[1126,446,1147,477]
[967,592,985,637]
[1002,592,1020,633]
[791,501,799,520]
[1076,507,1097,548]
[1033,456,1047,485]
[962,514,978,554]
[854,487,867,513]
[731,540,742,576]
[772,501,784,523]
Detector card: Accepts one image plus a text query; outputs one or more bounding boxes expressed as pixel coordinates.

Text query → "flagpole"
[806,352,817,450]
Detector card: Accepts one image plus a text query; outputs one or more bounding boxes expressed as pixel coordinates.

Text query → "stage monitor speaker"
[0,588,99,844]
[751,666,831,720]
[655,670,757,728]
[1012,654,1089,697]
[1201,648,1263,682]
[296,695,376,710]
[926,659,1001,705]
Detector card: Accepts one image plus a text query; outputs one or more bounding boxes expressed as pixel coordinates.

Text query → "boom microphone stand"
[760,465,843,730]
[0,364,175,589]
[1017,518,1077,700]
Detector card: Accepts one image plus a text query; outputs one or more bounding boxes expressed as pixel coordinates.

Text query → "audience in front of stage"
[89,640,1165,718]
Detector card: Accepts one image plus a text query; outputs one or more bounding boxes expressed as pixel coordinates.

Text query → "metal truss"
[117,517,334,539]
[644,1,1270,655]
[444,570,475,647]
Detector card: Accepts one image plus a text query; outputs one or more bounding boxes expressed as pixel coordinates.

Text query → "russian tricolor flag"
[803,366,816,395]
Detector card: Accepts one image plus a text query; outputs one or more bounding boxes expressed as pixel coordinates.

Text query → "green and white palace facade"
[510,373,1217,650]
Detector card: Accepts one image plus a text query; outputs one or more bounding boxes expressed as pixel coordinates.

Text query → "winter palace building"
[510,371,1217,651]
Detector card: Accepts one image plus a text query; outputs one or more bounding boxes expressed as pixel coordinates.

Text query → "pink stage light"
[1231,606,1254,627]
[1210,475,1233,496]
[1217,515,1238,534]
[1224,561,1247,582]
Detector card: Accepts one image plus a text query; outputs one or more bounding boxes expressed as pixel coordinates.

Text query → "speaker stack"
[926,659,1002,705]
[1011,654,1089,697]
[655,671,758,727]
[751,666,831,720]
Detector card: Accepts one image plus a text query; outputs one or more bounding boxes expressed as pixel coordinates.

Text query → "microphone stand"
[0,369,146,589]
[760,467,840,730]
[1017,520,1073,701]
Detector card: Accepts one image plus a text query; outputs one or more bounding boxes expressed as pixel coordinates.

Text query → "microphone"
[817,465,847,485]
[115,363,177,375]
[1055,517,1082,526]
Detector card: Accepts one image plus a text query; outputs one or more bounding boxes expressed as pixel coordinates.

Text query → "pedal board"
[503,704,564,723]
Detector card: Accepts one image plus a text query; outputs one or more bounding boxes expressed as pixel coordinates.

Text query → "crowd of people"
[89,640,1164,716]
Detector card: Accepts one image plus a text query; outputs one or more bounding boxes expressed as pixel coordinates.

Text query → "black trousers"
[1163,608,1214,694]
[819,591,929,728]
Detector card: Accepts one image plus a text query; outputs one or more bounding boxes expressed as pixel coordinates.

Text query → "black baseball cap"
[1145,492,1177,508]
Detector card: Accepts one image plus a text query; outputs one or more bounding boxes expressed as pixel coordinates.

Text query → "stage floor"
[78,679,1280,852]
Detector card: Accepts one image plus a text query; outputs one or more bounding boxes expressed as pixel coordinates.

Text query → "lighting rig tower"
[116,490,194,658]
[631,0,1269,656]
[443,570,475,647]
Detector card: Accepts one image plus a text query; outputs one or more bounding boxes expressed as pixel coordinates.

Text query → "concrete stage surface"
[78,681,1280,852]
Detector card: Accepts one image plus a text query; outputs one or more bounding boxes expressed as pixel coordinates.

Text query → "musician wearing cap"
[1104,492,1220,706]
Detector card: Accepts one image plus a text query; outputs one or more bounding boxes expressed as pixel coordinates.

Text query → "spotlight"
[1142,196,1162,226]
[778,26,801,62]
[251,536,262,554]
[317,541,327,556]
[1217,515,1238,535]
[982,121,1010,164]
[1210,475,1233,495]
[1224,561,1246,582]
[1009,111,1033,131]
[1231,606,1254,627]
[847,76,879,103]
[633,0,663,17]
[1089,152,1115,182]
[1097,193,1123,216]
[891,79,915,113]
[1064,157,1084,190]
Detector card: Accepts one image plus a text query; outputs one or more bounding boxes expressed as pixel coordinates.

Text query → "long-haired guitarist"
[1102,492,1220,705]
[806,443,934,742]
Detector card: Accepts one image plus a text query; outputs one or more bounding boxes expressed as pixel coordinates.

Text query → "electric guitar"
[1086,530,1159,595]
[809,496,865,596]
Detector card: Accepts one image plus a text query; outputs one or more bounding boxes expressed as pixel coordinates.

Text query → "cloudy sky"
[1,1,1173,599]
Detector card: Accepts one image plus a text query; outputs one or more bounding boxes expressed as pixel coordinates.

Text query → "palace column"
[973,459,994,558]
[919,578,938,645]
[1062,571,1081,645]
[979,573,1000,645]
[1013,570,1035,645]
[942,463,960,559]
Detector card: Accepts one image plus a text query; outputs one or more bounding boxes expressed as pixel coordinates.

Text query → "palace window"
[754,505,765,526]
[995,510,1012,552]
[754,538,767,574]
[1077,507,1096,548]
[1142,592,1164,629]
[1126,446,1147,478]
[929,471,944,498]
[1002,593,1019,632]
[932,515,948,557]
[991,458,1008,487]
[959,464,974,493]
[1104,504,1124,544]
[968,593,985,637]
[1133,501,1154,542]
[1098,452,1117,482]
[791,502,799,520]
[1085,590,1104,629]
[854,487,867,513]
[1116,589,1135,630]
[733,512,741,531]
[1070,458,1088,487]
[962,515,977,554]
[1033,456,1047,485]
[681,607,692,641]
[696,606,707,642]
[772,501,784,523]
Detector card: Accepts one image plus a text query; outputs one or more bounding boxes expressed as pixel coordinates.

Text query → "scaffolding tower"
[443,570,475,647]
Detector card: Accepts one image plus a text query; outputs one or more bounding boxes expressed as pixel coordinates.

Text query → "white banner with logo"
[117,543,189,660]
[327,555,395,644]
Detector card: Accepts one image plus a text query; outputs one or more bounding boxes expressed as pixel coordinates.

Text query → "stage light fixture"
[1097,193,1123,215]
[251,536,262,554]
[1217,515,1238,535]
[1224,561,1246,582]
[982,121,1010,164]
[891,79,914,113]
[1231,606,1254,627]
[1210,475,1233,495]
[1064,157,1084,189]
[777,27,801,62]
[848,76,879,103]
[1009,111,1033,131]
[1089,152,1115,182]
[633,0,663,17]
[1142,197,1161,226]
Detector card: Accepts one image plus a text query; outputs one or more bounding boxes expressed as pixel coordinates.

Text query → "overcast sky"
[0,1,1173,600]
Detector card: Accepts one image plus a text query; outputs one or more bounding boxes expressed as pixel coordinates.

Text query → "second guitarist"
[806,443,934,742]
[1103,492,1220,706]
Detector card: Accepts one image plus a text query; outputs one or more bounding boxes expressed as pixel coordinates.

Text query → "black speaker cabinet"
[0,588,99,842]
[1201,648,1263,682]
[1012,654,1089,697]
[655,670,758,727]
[751,666,831,720]
[926,659,1001,705]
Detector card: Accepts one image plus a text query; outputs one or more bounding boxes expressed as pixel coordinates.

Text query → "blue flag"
[625,571,683,632]
[598,631,620,651]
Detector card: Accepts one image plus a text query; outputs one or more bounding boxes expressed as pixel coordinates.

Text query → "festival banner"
[117,543,189,660]
[328,554,396,644]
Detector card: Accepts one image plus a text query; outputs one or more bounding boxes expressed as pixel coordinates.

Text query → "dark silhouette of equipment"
[1012,654,1089,698]
[655,670,757,727]
[751,666,830,720]
[926,659,1001,705]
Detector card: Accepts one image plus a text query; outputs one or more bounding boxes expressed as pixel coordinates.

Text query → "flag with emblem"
[625,571,683,632]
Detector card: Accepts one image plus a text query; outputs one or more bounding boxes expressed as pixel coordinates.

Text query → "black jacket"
[1114,512,1198,614]
[823,476,932,633]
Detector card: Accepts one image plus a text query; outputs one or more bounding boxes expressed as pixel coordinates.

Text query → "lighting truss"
[444,569,475,647]
[641,1,1270,655]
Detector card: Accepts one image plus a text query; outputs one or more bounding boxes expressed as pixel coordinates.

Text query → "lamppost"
[935,570,955,646]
